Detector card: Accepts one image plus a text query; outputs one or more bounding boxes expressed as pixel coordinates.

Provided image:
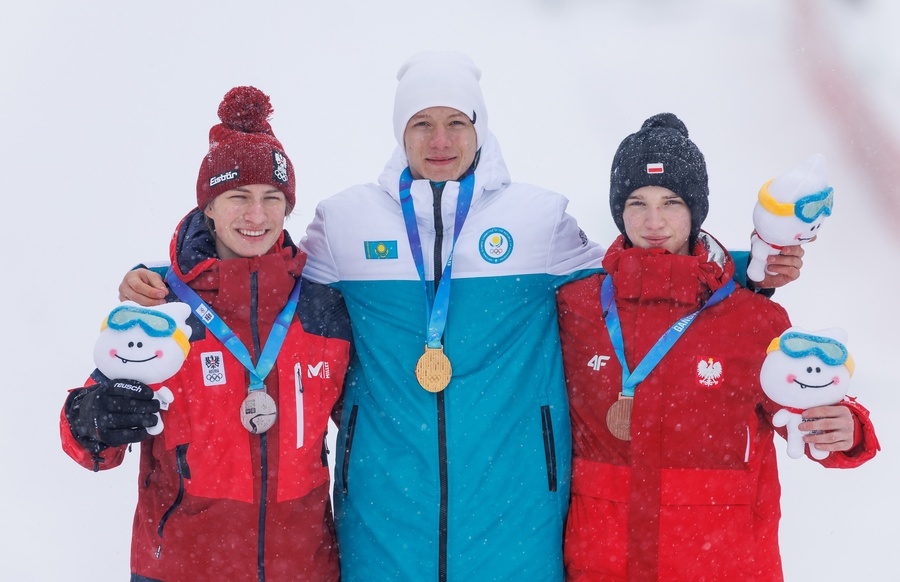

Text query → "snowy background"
[2,0,897,579]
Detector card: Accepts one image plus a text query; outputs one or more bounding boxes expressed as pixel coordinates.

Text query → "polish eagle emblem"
[696,357,724,387]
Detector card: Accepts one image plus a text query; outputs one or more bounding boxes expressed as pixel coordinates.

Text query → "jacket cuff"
[820,396,880,468]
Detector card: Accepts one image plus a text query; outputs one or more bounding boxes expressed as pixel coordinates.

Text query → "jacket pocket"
[340,404,359,495]
[540,405,558,492]
[658,468,756,579]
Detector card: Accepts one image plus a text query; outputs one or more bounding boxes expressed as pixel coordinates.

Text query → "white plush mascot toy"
[748,153,833,282]
[93,301,192,436]
[760,326,854,460]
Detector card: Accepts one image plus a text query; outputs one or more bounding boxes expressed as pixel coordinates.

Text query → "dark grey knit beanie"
[609,113,709,246]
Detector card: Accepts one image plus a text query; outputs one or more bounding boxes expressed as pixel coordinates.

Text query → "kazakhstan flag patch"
[364,240,399,259]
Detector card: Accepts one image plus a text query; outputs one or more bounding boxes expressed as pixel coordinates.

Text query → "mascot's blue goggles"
[758,180,834,223]
[766,331,854,374]
[105,305,177,337]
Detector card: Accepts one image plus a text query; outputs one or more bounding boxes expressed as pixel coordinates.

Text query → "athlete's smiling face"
[203,184,286,260]
[404,106,477,182]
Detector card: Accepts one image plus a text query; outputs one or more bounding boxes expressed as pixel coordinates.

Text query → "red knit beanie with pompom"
[196,86,295,211]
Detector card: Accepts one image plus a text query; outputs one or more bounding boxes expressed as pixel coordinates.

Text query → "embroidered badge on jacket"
[696,356,724,387]
[479,227,514,263]
[202,351,227,386]
[364,240,399,259]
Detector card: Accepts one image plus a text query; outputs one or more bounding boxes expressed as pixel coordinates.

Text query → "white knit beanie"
[393,50,488,149]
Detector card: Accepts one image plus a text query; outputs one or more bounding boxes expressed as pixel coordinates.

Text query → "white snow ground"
[2,1,897,580]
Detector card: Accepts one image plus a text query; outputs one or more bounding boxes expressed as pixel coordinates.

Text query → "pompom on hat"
[196,86,295,212]
[393,51,488,149]
[609,113,709,246]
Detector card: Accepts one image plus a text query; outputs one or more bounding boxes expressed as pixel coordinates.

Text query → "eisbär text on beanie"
[196,86,295,212]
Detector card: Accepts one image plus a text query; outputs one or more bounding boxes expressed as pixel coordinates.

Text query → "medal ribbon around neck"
[601,276,735,398]
[167,268,302,433]
[399,167,475,391]
[166,268,302,392]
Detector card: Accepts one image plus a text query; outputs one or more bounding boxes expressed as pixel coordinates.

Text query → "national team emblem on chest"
[201,351,227,386]
[364,240,399,259]
[696,356,724,387]
[478,227,514,264]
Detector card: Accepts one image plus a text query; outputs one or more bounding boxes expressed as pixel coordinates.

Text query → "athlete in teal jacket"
[300,51,604,581]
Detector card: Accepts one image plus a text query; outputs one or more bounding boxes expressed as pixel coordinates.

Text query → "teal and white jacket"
[300,131,604,581]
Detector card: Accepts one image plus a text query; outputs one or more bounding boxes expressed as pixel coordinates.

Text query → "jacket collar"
[377,129,511,214]
[602,231,734,307]
[168,208,306,288]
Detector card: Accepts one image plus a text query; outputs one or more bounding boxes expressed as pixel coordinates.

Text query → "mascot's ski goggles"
[758,179,834,223]
[103,305,191,356]
[767,332,854,376]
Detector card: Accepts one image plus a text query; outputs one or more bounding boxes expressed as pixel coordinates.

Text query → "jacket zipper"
[250,271,268,582]
[295,363,304,448]
[432,183,450,582]
[341,405,359,495]
[156,443,191,555]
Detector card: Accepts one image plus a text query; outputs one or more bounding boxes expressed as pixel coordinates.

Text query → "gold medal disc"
[606,395,633,441]
[415,345,452,393]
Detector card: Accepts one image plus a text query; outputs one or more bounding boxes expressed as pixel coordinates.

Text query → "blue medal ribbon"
[399,168,475,348]
[166,268,302,391]
[601,276,735,398]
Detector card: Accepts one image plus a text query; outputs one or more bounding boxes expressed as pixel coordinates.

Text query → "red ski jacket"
[60,209,351,581]
[557,234,878,582]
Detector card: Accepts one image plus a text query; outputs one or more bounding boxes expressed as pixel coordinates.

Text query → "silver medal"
[240,391,277,434]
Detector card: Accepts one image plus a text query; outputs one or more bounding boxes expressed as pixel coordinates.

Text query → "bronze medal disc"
[606,395,633,441]
[415,346,452,393]
[241,391,277,434]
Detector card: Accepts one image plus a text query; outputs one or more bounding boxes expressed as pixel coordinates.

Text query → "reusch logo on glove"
[112,380,146,393]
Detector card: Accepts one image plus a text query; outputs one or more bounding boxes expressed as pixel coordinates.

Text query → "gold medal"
[415,345,452,393]
[241,391,277,434]
[606,395,633,441]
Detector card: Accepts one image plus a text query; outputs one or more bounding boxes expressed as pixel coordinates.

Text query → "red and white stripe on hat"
[646,163,664,174]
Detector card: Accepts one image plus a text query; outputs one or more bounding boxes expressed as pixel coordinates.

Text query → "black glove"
[65,379,161,450]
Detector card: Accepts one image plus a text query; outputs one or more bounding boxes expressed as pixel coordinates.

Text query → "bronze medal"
[415,345,452,393]
[606,395,633,441]
[240,390,277,434]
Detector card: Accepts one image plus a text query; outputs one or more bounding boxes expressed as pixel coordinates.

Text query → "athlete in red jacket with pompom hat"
[61,87,351,582]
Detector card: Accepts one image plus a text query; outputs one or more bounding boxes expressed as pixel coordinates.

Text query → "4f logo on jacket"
[588,354,611,371]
